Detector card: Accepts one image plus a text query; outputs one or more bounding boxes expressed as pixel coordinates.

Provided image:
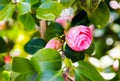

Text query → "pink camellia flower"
[45,37,62,50]
[55,16,73,30]
[66,25,92,51]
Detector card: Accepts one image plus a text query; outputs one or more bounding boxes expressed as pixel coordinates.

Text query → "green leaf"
[29,0,39,5]
[75,70,90,81]
[17,2,31,15]
[39,1,64,16]
[40,0,50,3]
[0,66,4,73]
[14,72,37,81]
[12,57,37,81]
[36,1,64,21]
[19,13,35,31]
[0,5,4,10]
[76,61,105,81]
[36,8,56,21]
[0,0,9,6]
[44,23,64,41]
[64,44,85,62]
[0,4,15,21]
[64,58,73,68]
[30,48,62,73]
[79,0,101,14]
[24,37,46,54]
[6,40,14,52]
[60,0,75,8]
[0,71,10,81]
[88,2,110,28]
[0,57,5,67]
[36,70,64,81]
[85,42,95,56]
[24,0,39,5]
[12,57,35,73]
[0,36,7,53]
[71,11,90,26]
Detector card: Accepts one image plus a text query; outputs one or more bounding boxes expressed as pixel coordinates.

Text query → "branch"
[40,20,47,39]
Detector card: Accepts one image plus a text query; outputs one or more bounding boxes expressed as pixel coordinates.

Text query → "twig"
[40,20,47,39]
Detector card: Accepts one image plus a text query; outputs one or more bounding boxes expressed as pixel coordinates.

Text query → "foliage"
[0,0,120,81]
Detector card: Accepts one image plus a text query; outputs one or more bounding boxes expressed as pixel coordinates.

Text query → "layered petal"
[66,25,93,51]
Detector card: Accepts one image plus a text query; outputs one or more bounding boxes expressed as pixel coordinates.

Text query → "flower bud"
[45,37,62,50]
[66,25,92,51]
[4,55,11,64]
[89,24,95,33]
[55,16,73,30]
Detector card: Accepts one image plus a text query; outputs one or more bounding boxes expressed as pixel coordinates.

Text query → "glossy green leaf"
[12,57,37,81]
[24,37,46,54]
[24,0,39,5]
[44,23,64,41]
[12,57,35,73]
[36,8,56,21]
[76,61,105,81]
[60,0,75,7]
[30,48,62,73]
[0,36,7,53]
[0,4,15,21]
[39,1,64,16]
[71,10,90,26]
[19,13,35,31]
[31,2,40,9]
[64,44,85,62]
[0,0,9,6]
[30,0,39,5]
[75,70,90,81]
[17,2,31,15]
[36,1,64,21]
[85,42,95,56]
[88,2,110,28]
[79,0,101,14]
[14,72,37,81]
[36,70,64,81]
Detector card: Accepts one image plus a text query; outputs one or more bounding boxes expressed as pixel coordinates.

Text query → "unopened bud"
[56,16,73,30]
[45,37,63,50]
